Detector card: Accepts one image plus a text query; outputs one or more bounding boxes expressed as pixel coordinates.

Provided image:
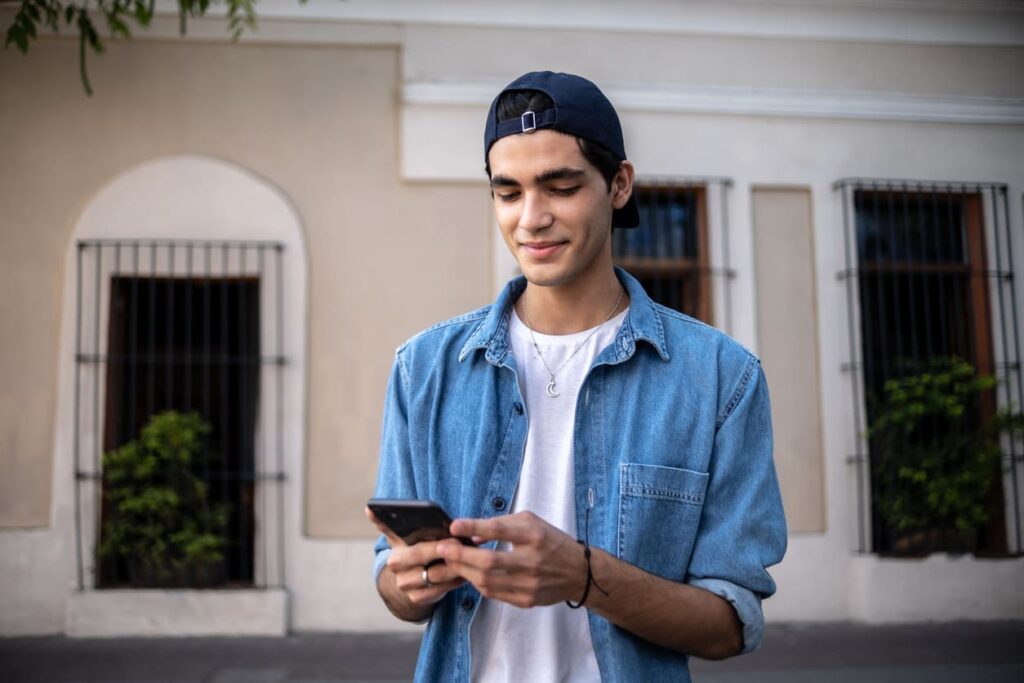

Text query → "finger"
[404,579,466,606]
[473,585,544,609]
[450,515,532,544]
[393,563,467,607]
[386,538,459,573]
[394,565,453,592]
[454,512,552,546]
[443,558,526,600]
[385,543,442,572]
[409,560,457,587]
[438,544,527,585]
[424,559,463,586]
[365,507,405,547]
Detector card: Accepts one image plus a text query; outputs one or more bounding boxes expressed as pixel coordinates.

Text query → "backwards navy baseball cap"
[484,71,640,229]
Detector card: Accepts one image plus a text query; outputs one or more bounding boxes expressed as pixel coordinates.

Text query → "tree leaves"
[225,0,255,41]
[1,0,298,95]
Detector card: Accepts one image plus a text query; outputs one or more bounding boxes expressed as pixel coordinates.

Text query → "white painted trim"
[131,13,402,46]
[6,1,1019,51]
[848,554,1024,621]
[404,80,1024,126]
[39,155,308,636]
[176,0,1024,47]
[67,589,288,637]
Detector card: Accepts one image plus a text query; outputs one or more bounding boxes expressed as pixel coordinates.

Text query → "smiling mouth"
[521,242,567,259]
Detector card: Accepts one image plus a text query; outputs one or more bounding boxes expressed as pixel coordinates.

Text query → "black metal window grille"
[73,240,286,589]
[613,178,734,331]
[836,179,1023,556]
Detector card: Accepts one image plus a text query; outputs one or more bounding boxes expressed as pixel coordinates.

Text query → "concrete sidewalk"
[2,621,1022,682]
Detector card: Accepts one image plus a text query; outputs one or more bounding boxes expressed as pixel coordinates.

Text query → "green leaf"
[133,0,152,26]
[5,25,28,53]
[107,14,130,39]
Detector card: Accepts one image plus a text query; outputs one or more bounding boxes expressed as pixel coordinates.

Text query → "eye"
[551,186,580,197]
[496,191,520,203]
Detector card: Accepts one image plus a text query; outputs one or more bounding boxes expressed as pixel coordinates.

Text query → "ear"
[611,161,635,210]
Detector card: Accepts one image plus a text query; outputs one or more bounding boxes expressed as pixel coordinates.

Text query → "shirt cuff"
[688,577,764,654]
[373,540,392,583]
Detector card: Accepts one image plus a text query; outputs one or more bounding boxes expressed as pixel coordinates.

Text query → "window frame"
[613,179,724,326]
[836,178,1024,557]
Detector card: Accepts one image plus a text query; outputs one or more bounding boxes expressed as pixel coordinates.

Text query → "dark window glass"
[856,192,966,264]
[99,276,260,587]
[613,185,710,322]
[854,189,1006,556]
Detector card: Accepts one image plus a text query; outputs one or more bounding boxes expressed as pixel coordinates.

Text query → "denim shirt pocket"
[617,462,709,580]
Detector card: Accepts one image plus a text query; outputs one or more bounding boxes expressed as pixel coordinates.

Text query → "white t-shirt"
[470,305,628,683]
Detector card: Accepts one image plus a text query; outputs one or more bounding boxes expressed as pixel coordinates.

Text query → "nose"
[518,190,553,232]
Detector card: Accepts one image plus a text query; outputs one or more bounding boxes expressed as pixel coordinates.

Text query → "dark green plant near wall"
[99,410,230,587]
[867,358,1024,555]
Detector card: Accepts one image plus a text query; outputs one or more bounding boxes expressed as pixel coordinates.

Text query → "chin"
[518,262,571,288]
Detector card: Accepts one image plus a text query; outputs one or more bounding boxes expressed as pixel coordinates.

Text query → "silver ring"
[421,565,434,588]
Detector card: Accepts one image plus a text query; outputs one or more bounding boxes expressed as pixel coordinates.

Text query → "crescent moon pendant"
[546,380,560,398]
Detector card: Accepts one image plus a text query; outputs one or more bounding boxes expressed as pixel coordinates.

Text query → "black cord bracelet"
[566,497,608,609]
[565,504,609,610]
[565,541,594,609]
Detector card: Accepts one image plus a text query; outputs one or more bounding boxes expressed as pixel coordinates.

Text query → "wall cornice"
[6,1,1019,48]
[225,0,1024,47]
[404,79,1024,125]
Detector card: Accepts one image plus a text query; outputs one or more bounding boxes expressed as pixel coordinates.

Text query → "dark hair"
[485,89,622,190]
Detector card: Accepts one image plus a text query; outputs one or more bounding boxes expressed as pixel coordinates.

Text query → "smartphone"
[367,499,476,546]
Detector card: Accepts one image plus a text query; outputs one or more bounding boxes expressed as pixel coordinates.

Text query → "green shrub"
[867,358,1023,552]
[98,410,229,587]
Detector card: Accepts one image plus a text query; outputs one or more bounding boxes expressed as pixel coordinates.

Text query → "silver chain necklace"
[520,287,626,398]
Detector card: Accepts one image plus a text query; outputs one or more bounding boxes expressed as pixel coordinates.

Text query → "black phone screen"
[367,499,476,546]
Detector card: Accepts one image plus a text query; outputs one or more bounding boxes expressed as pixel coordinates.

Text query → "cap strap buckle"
[520,111,537,134]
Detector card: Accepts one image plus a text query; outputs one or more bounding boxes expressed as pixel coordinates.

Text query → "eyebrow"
[489,167,587,190]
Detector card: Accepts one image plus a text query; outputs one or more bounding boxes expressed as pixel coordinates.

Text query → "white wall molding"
[849,555,1024,621]
[404,79,1024,126]
[67,589,287,636]
[4,154,310,636]
[209,0,1024,47]
[5,0,1016,47]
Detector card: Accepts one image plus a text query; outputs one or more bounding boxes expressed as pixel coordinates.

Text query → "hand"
[365,507,465,610]
[438,511,587,609]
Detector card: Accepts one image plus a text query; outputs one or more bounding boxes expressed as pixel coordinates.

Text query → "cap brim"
[613,194,640,229]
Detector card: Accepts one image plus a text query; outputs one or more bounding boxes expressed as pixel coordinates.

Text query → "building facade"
[1,0,1022,636]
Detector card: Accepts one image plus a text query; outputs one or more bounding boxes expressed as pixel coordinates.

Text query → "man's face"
[488,129,630,290]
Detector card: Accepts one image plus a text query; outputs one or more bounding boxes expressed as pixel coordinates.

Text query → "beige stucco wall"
[0,165,60,528]
[2,5,1022,634]
[0,38,491,535]
[752,187,825,534]
[404,24,1024,98]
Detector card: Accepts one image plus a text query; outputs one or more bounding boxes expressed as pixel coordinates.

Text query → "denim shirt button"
[513,401,524,415]
[461,596,474,611]
[492,496,506,511]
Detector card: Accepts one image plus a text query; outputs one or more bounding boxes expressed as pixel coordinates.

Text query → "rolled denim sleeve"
[686,357,787,654]
[688,577,765,654]
[371,349,418,583]
[373,544,392,583]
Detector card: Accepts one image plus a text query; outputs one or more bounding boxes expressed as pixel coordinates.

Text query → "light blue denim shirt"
[373,268,787,682]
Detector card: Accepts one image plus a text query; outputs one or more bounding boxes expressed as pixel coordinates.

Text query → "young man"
[368,71,786,682]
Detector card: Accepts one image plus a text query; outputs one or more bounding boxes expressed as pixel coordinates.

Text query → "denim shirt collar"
[458,267,670,366]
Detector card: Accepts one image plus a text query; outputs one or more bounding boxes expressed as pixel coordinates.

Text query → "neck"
[517,268,627,335]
